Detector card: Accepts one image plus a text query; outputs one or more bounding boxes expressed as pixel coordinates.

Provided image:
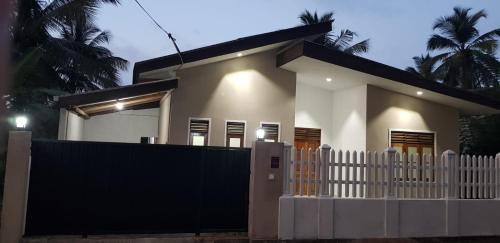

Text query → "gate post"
[0,131,32,243]
[248,141,284,240]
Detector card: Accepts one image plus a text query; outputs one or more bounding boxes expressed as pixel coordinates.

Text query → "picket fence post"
[384,148,396,198]
[496,153,500,199]
[443,150,457,199]
[320,144,331,196]
[283,143,292,196]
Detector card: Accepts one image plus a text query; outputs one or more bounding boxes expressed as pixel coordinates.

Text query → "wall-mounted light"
[326,77,332,82]
[256,128,266,141]
[115,102,124,110]
[15,115,28,129]
[416,91,423,96]
[237,52,243,57]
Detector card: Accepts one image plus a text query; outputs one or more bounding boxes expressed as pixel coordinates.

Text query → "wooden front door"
[294,127,321,195]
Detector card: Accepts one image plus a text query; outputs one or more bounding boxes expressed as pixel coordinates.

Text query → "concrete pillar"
[158,91,172,144]
[248,141,284,240]
[0,131,32,243]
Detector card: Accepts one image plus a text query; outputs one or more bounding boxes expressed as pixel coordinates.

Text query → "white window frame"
[388,128,437,156]
[224,120,247,148]
[259,121,281,142]
[187,117,211,146]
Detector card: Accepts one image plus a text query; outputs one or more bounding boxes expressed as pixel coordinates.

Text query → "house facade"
[57,21,500,157]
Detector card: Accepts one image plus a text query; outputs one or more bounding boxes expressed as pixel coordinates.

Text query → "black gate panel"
[25,140,251,236]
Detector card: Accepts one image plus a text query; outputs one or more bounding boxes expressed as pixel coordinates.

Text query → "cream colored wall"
[171,50,296,147]
[295,82,334,145]
[82,108,159,143]
[331,85,367,152]
[366,85,459,154]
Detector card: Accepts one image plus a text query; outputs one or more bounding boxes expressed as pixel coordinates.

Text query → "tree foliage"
[299,10,370,55]
[8,0,126,138]
[407,7,500,89]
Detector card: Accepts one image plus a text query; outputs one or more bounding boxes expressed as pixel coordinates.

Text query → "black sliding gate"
[25,140,251,236]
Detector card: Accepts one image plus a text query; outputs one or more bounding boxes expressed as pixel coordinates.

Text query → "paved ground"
[21,235,500,243]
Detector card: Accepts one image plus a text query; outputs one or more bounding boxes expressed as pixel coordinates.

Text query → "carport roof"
[277,41,500,114]
[57,78,177,118]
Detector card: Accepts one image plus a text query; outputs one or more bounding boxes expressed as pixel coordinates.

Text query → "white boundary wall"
[279,197,500,239]
[279,143,500,239]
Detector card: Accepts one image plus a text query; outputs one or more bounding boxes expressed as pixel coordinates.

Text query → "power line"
[133,0,184,70]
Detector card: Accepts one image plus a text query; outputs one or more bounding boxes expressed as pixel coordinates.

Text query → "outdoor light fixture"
[15,115,28,129]
[256,128,266,141]
[115,102,124,110]
[237,52,243,57]
[416,91,423,96]
[326,77,332,82]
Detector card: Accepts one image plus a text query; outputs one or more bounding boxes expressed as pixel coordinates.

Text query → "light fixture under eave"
[115,102,124,110]
[326,77,332,82]
[237,52,243,57]
[416,91,423,96]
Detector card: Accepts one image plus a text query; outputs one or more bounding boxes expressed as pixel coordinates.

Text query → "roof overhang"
[277,41,500,115]
[57,78,178,118]
[133,21,333,83]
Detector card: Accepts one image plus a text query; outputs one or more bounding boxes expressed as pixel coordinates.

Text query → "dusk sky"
[96,0,500,85]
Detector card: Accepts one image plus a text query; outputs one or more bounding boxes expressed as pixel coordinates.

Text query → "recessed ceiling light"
[237,52,243,57]
[416,91,423,96]
[326,77,332,82]
[115,102,124,110]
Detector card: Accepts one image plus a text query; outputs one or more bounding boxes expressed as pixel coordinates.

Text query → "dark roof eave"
[132,21,333,83]
[276,41,500,112]
[58,78,178,107]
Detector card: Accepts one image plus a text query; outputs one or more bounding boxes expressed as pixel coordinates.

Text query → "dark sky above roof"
[96,0,500,85]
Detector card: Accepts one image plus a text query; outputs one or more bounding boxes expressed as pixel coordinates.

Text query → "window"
[226,121,246,148]
[390,130,435,157]
[188,118,210,146]
[260,122,280,142]
[390,130,435,181]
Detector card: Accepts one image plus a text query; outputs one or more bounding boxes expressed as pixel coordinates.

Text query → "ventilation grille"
[262,123,279,141]
[190,119,209,134]
[391,131,434,145]
[227,122,245,135]
[295,127,321,141]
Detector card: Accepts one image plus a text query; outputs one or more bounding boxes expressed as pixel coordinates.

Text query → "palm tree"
[427,7,500,89]
[56,15,127,93]
[8,0,125,138]
[299,10,370,55]
[406,54,442,81]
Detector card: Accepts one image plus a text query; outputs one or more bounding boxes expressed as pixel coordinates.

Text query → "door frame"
[388,128,437,156]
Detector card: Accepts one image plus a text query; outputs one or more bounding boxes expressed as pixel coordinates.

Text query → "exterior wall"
[58,108,83,140]
[366,85,459,154]
[331,85,367,151]
[170,50,296,146]
[295,83,333,145]
[279,197,500,239]
[158,92,172,144]
[81,108,159,143]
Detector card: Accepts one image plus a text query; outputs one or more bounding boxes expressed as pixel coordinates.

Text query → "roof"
[132,21,333,83]
[58,78,178,118]
[277,41,500,113]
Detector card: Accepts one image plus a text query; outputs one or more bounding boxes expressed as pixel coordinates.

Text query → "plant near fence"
[282,144,500,200]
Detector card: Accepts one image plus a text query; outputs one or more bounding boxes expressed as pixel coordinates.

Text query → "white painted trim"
[224,120,247,147]
[260,121,281,142]
[187,117,212,146]
[388,128,437,156]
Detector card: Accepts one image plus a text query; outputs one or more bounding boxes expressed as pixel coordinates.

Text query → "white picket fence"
[282,144,500,199]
